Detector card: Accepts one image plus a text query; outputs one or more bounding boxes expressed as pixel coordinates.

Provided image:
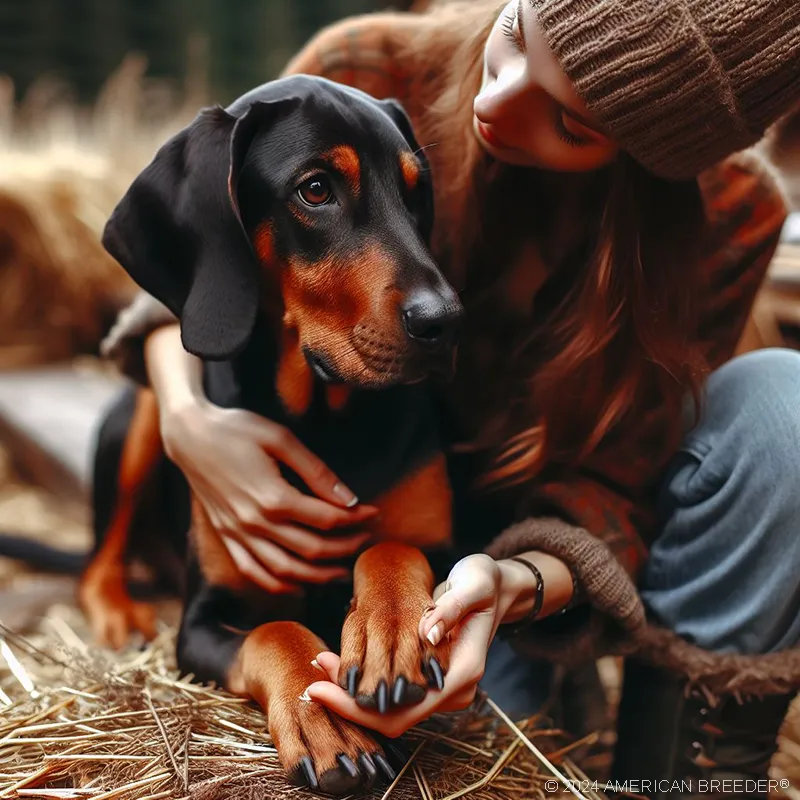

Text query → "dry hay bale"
[0,52,206,369]
[0,611,604,800]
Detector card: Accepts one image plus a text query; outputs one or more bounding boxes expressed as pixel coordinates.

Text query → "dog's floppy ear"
[102,97,299,360]
[376,98,435,245]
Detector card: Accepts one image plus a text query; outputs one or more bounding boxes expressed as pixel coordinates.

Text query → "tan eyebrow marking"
[323,145,361,198]
[399,151,421,191]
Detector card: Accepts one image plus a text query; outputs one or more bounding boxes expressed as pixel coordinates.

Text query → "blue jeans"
[479,348,800,716]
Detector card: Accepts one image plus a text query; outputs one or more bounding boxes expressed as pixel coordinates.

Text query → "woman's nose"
[474,63,526,123]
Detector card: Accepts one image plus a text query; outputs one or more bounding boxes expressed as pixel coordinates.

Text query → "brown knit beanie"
[531,0,800,180]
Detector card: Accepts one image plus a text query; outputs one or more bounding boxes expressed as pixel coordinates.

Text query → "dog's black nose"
[402,291,463,347]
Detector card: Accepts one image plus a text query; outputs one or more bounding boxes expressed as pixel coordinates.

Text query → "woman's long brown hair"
[404,0,711,490]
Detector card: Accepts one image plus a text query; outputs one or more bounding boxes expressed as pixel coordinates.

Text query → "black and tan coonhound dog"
[78,75,465,795]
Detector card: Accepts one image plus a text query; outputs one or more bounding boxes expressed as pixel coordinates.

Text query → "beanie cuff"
[530,0,800,180]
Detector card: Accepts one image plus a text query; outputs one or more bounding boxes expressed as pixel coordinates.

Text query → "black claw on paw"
[358,753,378,789]
[425,657,445,690]
[392,675,426,707]
[346,665,360,697]
[294,755,319,790]
[376,679,389,714]
[386,737,412,765]
[337,753,359,779]
[374,752,397,782]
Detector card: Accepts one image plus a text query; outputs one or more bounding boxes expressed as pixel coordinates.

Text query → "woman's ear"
[102,97,299,361]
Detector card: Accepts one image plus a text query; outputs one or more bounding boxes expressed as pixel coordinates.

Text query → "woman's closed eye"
[554,108,592,148]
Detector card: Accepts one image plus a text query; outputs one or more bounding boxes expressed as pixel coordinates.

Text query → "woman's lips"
[476,119,512,151]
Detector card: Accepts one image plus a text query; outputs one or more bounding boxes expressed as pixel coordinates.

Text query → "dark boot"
[611,658,795,800]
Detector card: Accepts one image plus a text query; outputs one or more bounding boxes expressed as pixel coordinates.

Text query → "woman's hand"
[303,550,575,736]
[303,554,518,737]
[162,401,379,591]
[144,325,378,594]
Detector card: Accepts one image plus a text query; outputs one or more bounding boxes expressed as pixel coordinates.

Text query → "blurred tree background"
[0,0,415,106]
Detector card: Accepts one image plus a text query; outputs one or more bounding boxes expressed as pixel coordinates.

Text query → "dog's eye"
[297,174,333,206]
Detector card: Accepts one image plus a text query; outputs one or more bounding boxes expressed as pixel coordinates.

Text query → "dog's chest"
[203,348,442,504]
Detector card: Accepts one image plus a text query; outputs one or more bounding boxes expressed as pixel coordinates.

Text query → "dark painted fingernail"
[377,680,389,714]
[337,753,359,779]
[374,752,396,782]
[359,753,378,789]
[426,657,445,690]
[299,756,318,789]
[346,665,360,697]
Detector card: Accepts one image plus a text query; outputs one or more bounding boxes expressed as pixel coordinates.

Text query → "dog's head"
[103,75,462,402]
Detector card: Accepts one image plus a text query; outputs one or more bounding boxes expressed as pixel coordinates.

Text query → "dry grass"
[0,48,209,370]
[0,609,603,800]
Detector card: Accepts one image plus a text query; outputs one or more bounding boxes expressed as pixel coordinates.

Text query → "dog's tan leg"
[338,454,453,711]
[226,620,401,794]
[79,388,161,649]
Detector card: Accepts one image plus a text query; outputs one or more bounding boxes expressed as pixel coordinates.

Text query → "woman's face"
[474,0,618,171]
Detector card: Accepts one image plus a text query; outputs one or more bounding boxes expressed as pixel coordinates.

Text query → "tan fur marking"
[399,151,421,191]
[325,384,351,410]
[281,245,401,385]
[276,324,315,416]
[324,145,361,198]
[369,453,452,548]
[254,222,275,265]
[289,204,313,226]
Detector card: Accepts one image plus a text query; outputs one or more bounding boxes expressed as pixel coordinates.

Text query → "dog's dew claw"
[346,665,360,697]
[426,657,445,691]
[373,752,397,782]
[376,680,389,714]
[358,753,378,789]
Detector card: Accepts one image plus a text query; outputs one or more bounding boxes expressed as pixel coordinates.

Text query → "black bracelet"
[559,564,583,614]
[500,556,545,638]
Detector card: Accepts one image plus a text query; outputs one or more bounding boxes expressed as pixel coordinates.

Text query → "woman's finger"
[239,534,351,583]
[258,424,363,508]
[312,650,475,714]
[257,521,372,562]
[222,536,302,595]
[263,486,379,531]
[419,557,500,645]
[314,651,341,682]
[304,680,439,738]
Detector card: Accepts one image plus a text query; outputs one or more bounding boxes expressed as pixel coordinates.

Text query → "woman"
[103,0,800,794]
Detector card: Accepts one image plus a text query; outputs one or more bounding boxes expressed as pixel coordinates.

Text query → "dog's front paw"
[337,544,450,713]
[269,670,404,794]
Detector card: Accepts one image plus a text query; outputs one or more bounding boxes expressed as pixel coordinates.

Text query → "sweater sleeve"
[484,153,788,668]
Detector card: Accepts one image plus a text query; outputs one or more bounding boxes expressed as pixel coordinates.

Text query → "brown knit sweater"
[102,6,798,697]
